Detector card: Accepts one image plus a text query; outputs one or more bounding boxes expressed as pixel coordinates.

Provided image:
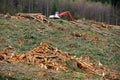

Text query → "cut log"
[16,13,51,24]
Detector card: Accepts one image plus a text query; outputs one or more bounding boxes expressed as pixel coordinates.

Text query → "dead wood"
[0,42,119,79]
[16,13,51,24]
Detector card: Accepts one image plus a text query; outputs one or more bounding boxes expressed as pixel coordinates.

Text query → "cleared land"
[0,14,120,80]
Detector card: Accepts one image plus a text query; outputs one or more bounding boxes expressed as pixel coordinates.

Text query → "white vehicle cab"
[49,12,60,19]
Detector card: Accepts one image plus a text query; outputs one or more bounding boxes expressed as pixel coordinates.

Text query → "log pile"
[0,43,70,70]
[11,13,51,24]
[75,56,109,76]
[89,20,120,29]
[0,42,119,79]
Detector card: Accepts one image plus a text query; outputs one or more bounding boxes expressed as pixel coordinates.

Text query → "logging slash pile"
[11,13,51,24]
[0,42,119,79]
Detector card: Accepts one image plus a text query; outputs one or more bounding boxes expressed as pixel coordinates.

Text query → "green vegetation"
[0,17,120,79]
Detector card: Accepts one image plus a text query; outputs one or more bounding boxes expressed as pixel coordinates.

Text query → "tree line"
[0,0,119,25]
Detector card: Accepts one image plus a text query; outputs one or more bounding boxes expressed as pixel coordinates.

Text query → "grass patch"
[0,17,120,79]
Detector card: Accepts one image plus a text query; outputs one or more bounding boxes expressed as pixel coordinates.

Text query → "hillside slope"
[0,14,120,79]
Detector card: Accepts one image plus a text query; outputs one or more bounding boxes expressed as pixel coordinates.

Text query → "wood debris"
[0,14,4,17]
[15,13,51,24]
[89,20,120,29]
[0,42,119,79]
[75,56,109,76]
[0,43,70,70]
[18,38,24,46]
[71,32,82,37]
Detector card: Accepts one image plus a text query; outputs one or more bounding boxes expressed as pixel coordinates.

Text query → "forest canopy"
[0,0,119,25]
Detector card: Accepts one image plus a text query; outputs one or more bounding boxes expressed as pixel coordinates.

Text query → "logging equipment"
[49,11,74,21]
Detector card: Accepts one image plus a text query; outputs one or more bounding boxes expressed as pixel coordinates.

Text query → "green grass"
[0,17,120,79]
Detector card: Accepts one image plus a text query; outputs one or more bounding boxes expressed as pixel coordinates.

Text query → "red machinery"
[49,11,74,21]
